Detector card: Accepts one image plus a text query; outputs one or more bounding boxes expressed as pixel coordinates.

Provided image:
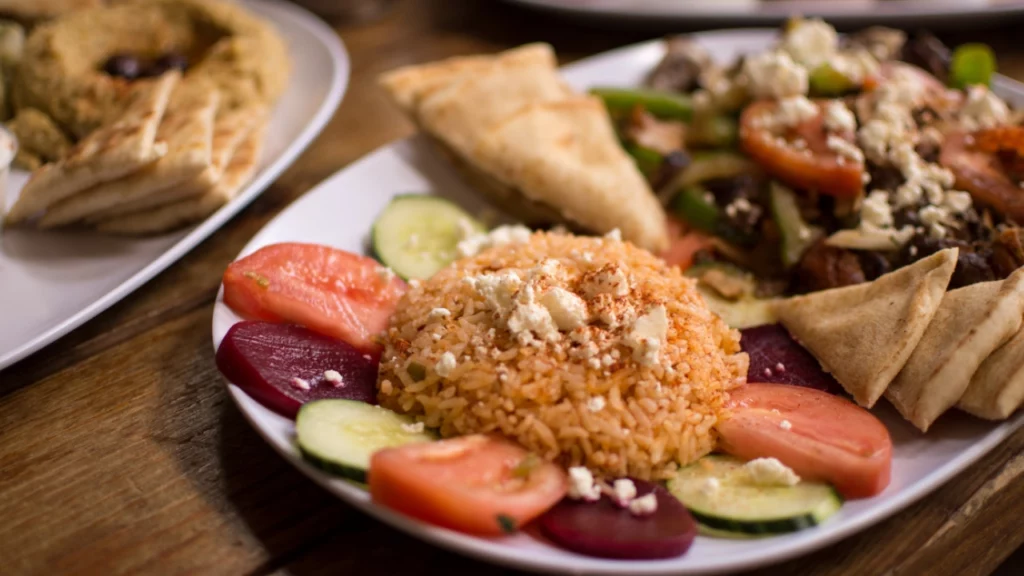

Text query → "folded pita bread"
[94,121,266,235]
[38,85,220,228]
[83,102,268,222]
[5,70,179,224]
[380,44,669,253]
[771,249,958,408]
[887,268,1024,431]
[0,0,101,21]
[958,323,1024,421]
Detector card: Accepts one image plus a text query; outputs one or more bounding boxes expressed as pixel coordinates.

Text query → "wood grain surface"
[2,1,1023,574]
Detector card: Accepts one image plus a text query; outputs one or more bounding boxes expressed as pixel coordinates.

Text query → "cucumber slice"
[770,182,823,268]
[667,455,842,537]
[296,399,437,482]
[371,195,484,280]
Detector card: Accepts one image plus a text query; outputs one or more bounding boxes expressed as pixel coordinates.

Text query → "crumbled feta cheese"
[456,225,533,257]
[567,467,601,501]
[943,190,974,214]
[780,419,793,431]
[626,305,668,366]
[612,478,637,505]
[627,493,659,516]
[698,477,721,497]
[401,422,425,434]
[583,266,630,298]
[323,370,344,387]
[507,295,559,343]
[604,228,622,242]
[724,197,754,219]
[781,18,838,68]
[600,354,615,367]
[742,51,808,99]
[466,270,522,315]
[290,377,311,391]
[744,457,801,487]
[587,396,606,412]
[830,48,880,85]
[540,287,589,331]
[428,307,452,320]
[377,266,396,283]
[775,95,819,127]
[961,85,1010,131]
[861,190,894,228]
[919,205,952,239]
[823,101,857,133]
[435,352,457,378]
[827,134,865,164]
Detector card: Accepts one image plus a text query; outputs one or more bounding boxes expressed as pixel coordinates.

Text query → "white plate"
[212,30,1024,575]
[0,0,349,370]
[505,0,1024,26]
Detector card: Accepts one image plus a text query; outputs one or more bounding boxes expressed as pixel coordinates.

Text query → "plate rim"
[211,31,1024,575]
[0,0,351,370]
[502,0,1024,24]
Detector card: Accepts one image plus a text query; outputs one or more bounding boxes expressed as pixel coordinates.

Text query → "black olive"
[104,54,142,80]
[155,53,189,73]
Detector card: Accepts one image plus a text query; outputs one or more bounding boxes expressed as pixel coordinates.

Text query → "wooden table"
[2,1,1024,574]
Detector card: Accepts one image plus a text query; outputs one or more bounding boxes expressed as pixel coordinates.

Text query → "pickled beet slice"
[216,321,379,419]
[741,324,842,394]
[538,480,696,560]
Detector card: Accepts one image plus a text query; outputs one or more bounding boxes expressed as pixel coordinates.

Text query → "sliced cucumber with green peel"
[770,182,823,268]
[371,195,484,280]
[667,455,842,537]
[670,152,757,192]
[296,399,437,482]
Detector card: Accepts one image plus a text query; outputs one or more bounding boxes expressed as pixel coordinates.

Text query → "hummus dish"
[1,0,290,235]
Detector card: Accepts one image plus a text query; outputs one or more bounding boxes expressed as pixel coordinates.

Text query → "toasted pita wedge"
[771,248,958,408]
[38,85,220,228]
[887,268,1024,431]
[83,102,268,222]
[94,122,266,236]
[6,71,179,224]
[380,44,669,253]
[0,0,101,21]
[959,323,1024,421]
[380,43,560,112]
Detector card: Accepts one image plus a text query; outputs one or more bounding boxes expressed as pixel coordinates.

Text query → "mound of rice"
[377,230,748,480]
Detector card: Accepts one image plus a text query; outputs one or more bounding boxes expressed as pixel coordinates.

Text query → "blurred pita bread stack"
[771,250,1024,431]
[379,43,669,254]
[4,73,268,235]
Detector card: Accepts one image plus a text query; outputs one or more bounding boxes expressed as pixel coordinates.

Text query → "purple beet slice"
[216,321,379,419]
[741,324,842,394]
[538,480,697,560]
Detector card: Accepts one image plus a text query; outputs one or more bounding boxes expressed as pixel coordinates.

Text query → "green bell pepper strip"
[590,87,693,121]
[950,43,996,89]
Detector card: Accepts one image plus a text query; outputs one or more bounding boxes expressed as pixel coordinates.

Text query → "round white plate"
[212,30,1024,575]
[0,0,349,370]
[504,0,1024,26]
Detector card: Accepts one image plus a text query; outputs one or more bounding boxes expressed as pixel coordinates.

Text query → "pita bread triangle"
[771,248,957,408]
[959,319,1024,421]
[887,267,1024,431]
[379,44,669,253]
[5,70,179,224]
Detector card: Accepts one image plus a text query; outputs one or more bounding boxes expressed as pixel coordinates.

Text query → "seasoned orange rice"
[377,231,748,480]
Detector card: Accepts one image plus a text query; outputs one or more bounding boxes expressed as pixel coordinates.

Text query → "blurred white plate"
[0,0,349,369]
[504,0,1024,27]
[212,29,1024,575]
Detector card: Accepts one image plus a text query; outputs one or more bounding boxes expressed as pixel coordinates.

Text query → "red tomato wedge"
[369,435,568,536]
[223,243,406,353]
[717,384,892,499]
[941,129,1024,223]
[662,217,713,270]
[740,100,865,198]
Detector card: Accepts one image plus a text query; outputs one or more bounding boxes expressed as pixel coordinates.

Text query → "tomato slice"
[717,384,892,499]
[223,243,406,353]
[941,130,1024,223]
[661,217,713,271]
[369,435,568,536]
[740,100,865,198]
